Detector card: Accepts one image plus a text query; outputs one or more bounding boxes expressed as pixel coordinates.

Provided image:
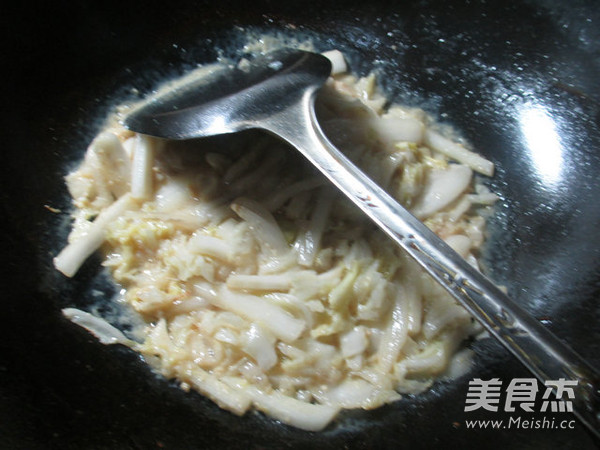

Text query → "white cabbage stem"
[54,193,136,277]
[189,234,234,263]
[424,129,494,176]
[411,164,473,219]
[294,188,334,266]
[92,132,131,197]
[321,49,348,75]
[340,326,368,358]
[377,289,409,373]
[264,177,325,212]
[444,234,472,258]
[195,284,305,343]
[62,308,136,347]
[131,134,156,199]
[243,323,277,371]
[231,197,288,255]
[371,116,425,145]
[244,386,340,432]
[226,273,293,292]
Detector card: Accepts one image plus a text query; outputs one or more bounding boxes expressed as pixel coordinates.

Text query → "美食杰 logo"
[462,378,577,430]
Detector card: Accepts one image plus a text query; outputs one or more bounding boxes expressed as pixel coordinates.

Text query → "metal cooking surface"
[1,0,598,448]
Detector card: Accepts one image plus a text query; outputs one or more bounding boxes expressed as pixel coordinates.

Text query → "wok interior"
[1,0,599,448]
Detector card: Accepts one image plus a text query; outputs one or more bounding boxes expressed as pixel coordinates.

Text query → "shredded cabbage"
[56,47,497,431]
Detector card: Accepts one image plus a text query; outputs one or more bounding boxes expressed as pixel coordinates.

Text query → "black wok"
[1,0,599,448]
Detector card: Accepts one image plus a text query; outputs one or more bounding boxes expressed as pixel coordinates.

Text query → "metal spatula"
[124,48,599,437]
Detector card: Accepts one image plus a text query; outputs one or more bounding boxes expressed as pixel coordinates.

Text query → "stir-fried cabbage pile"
[55,50,497,431]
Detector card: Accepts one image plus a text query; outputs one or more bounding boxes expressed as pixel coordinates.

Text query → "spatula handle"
[262,89,600,439]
